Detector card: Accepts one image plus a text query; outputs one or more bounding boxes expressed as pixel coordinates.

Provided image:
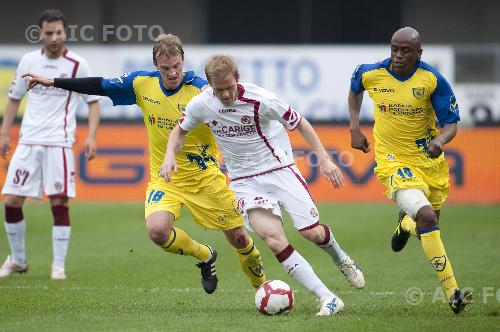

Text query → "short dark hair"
[38,9,66,28]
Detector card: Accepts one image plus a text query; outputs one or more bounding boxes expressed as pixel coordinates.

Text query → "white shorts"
[1,144,76,199]
[230,165,320,232]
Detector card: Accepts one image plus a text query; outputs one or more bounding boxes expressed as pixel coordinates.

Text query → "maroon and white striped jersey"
[179,82,302,180]
[8,49,99,147]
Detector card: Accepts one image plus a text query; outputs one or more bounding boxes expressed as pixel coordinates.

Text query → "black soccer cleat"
[196,246,218,294]
[449,288,473,314]
[391,210,411,252]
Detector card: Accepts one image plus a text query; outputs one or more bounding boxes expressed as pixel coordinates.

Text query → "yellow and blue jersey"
[350,58,460,167]
[102,70,220,184]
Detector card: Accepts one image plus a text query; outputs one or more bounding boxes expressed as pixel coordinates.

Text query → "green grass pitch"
[0,202,498,331]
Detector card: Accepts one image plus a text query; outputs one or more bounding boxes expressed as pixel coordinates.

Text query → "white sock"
[318,226,348,265]
[52,226,71,269]
[4,220,26,264]
[280,249,334,299]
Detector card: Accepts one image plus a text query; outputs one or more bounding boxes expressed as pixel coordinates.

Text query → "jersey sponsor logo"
[310,207,319,218]
[59,73,68,78]
[412,87,425,99]
[430,255,447,272]
[148,114,156,125]
[142,96,160,105]
[207,119,257,137]
[373,87,395,93]
[377,103,425,116]
[219,108,237,113]
[241,115,252,124]
[43,64,58,69]
[186,144,218,171]
[148,116,178,130]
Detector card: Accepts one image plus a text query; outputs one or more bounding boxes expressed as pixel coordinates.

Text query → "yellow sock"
[420,228,458,298]
[236,237,267,290]
[401,215,418,237]
[161,227,211,262]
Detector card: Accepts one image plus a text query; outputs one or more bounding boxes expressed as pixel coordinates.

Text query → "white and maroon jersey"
[8,48,99,147]
[179,82,302,180]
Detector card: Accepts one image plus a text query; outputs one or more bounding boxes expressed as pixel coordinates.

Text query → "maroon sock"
[51,206,70,226]
[5,206,24,223]
[275,244,294,263]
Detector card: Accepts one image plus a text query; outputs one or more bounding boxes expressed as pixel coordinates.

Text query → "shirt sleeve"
[178,98,204,132]
[76,58,101,103]
[430,72,460,127]
[101,71,145,106]
[8,55,28,100]
[350,64,366,93]
[262,93,302,130]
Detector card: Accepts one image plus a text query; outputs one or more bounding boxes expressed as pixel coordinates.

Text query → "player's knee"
[224,227,249,249]
[395,188,430,220]
[299,226,324,243]
[416,206,438,231]
[146,221,171,246]
[4,195,24,208]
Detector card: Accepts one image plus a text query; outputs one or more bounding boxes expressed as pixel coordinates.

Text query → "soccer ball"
[255,280,294,316]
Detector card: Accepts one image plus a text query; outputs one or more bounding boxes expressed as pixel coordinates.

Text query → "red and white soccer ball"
[255,280,294,316]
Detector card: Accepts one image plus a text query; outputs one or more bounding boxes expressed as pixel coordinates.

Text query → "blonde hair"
[205,54,239,83]
[152,33,184,65]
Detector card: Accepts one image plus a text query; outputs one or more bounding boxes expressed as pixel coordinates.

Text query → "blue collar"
[384,58,420,82]
[158,70,196,96]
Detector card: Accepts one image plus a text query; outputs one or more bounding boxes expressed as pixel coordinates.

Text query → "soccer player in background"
[161,55,365,316]
[0,9,100,280]
[24,34,266,294]
[348,27,472,314]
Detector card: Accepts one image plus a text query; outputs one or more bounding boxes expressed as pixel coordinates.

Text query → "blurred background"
[1,0,499,203]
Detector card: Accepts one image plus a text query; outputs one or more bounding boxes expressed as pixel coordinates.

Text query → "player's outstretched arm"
[297,118,344,188]
[23,74,107,96]
[348,90,370,153]
[428,123,457,158]
[159,125,187,182]
[0,98,21,159]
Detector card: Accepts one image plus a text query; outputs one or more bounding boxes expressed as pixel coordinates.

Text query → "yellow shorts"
[144,171,244,230]
[375,159,450,210]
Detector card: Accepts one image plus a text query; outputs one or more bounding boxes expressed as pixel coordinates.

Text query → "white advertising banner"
[454,84,500,125]
[0,45,455,122]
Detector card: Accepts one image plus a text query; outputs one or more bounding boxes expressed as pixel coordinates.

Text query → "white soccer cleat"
[316,295,344,316]
[338,257,365,288]
[51,265,66,280]
[0,255,28,277]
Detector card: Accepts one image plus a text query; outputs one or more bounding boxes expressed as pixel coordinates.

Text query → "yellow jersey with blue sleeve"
[101,70,220,185]
[101,70,243,229]
[350,59,459,208]
[350,58,460,168]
